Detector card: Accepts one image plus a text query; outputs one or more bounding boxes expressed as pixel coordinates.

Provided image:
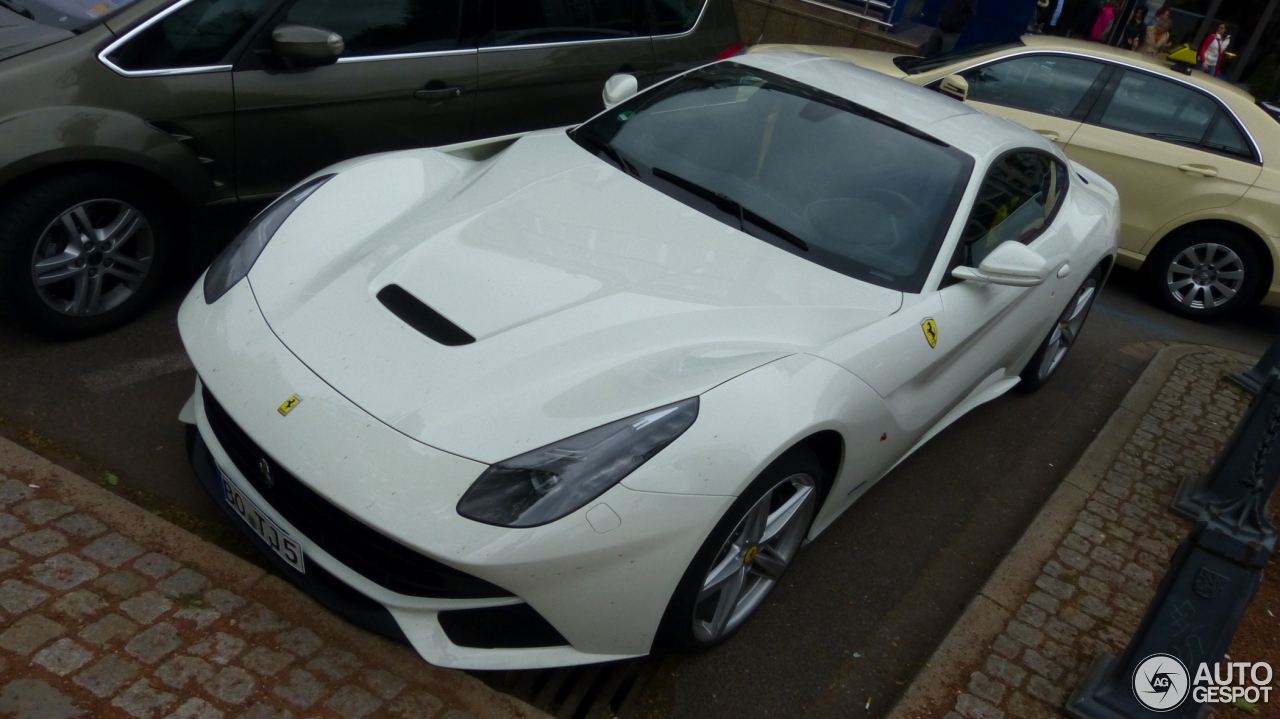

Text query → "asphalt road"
[0,266,1277,717]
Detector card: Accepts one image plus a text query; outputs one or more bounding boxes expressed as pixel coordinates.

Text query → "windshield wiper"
[0,0,34,20]
[577,133,639,178]
[651,167,808,252]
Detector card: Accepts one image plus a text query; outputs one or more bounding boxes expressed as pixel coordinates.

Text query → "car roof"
[733,52,1054,160]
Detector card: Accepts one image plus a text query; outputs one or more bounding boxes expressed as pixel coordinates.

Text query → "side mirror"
[603,74,639,109]
[937,74,969,102]
[951,241,1049,287]
[272,24,344,68]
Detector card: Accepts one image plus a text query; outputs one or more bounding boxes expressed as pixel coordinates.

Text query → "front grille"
[201,386,513,599]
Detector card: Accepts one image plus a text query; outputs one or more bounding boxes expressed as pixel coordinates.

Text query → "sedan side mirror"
[952,241,1049,287]
[272,24,344,68]
[937,74,969,102]
[603,74,639,109]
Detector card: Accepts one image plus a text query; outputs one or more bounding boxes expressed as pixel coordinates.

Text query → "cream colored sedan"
[751,37,1280,319]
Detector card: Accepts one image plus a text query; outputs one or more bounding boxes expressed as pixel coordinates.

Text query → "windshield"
[894,40,1024,75]
[3,0,142,31]
[571,62,973,293]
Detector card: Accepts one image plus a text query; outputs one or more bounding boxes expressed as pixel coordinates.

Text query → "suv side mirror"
[951,241,1049,287]
[603,74,639,109]
[272,24,344,67]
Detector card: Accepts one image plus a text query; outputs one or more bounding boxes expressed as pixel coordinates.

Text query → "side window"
[652,0,705,34]
[1097,70,1218,146]
[1202,110,1252,158]
[284,0,466,57]
[959,152,1065,267]
[108,0,273,71]
[494,0,638,45]
[962,55,1105,118]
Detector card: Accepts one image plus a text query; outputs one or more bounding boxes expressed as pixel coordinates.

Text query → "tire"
[1143,227,1262,320]
[657,445,824,653]
[1017,265,1103,392]
[0,170,178,339]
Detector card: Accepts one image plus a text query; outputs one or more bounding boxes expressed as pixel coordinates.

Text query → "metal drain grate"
[471,656,661,719]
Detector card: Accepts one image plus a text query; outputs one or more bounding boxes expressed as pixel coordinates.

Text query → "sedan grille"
[201,386,513,599]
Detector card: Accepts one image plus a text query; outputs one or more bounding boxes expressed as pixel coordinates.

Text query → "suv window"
[285,0,466,56]
[107,0,272,72]
[652,0,704,34]
[1098,70,1218,146]
[962,55,1105,118]
[493,0,638,45]
[960,152,1066,267]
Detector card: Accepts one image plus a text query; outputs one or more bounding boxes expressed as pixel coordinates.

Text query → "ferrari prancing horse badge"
[921,318,938,349]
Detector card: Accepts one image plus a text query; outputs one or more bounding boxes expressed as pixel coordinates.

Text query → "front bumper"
[179,279,733,669]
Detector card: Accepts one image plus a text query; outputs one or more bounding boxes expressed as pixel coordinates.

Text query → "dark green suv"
[0,0,740,337]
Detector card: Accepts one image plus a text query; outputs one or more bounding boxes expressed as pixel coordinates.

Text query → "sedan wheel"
[1018,267,1102,392]
[1146,229,1261,320]
[660,447,823,652]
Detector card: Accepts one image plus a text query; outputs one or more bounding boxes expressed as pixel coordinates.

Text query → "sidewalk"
[0,437,547,719]
[887,343,1255,719]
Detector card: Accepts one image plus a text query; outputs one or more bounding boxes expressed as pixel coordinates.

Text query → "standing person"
[1140,8,1173,56]
[922,0,977,56]
[1199,23,1231,75]
[1090,0,1118,41]
[1121,7,1148,49]
[1041,0,1070,34]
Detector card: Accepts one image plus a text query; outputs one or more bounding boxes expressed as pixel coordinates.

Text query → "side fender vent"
[377,285,475,346]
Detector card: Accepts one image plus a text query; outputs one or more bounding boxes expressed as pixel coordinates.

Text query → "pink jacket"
[1091,7,1116,41]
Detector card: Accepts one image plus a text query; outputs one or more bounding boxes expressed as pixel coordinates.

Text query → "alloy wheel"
[1165,242,1245,311]
[692,472,816,643]
[1036,277,1098,382]
[30,199,155,317]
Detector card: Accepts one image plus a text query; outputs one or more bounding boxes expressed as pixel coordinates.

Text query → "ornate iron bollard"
[1065,367,1279,719]
[1229,335,1280,394]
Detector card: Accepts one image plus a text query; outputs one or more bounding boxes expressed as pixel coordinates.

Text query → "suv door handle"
[414,85,463,103]
[1178,164,1219,177]
[1036,129,1061,142]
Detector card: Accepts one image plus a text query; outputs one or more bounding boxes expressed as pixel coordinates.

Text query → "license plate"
[220,469,305,573]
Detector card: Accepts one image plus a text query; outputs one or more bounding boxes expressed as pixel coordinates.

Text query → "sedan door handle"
[1036,129,1061,143]
[1178,164,1219,177]
[413,85,463,103]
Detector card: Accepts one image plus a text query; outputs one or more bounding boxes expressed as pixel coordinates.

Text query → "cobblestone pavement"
[0,438,545,719]
[930,348,1252,719]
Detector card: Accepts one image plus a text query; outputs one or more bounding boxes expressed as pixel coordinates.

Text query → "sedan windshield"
[4,0,141,31]
[573,63,973,293]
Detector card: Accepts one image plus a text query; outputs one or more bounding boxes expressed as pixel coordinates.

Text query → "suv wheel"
[0,170,177,338]
[1145,227,1262,320]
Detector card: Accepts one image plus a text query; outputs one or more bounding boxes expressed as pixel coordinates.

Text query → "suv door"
[472,0,657,139]
[947,53,1111,147]
[1064,68,1262,252]
[231,0,479,200]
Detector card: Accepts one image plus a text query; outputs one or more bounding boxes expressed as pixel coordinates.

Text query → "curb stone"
[0,434,550,719]
[885,342,1257,719]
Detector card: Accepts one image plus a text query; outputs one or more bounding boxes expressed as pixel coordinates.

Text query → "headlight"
[203,174,334,303]
[457,398,699,528]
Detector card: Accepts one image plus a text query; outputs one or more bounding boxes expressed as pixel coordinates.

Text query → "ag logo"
[921,318,939,349]
[1133,653,1190,711]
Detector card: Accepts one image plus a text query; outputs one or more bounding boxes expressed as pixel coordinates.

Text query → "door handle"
[1036,129,1061,143]
[413,85,463,103]
[1178,164,1219,177]
[1057,263,1070,279]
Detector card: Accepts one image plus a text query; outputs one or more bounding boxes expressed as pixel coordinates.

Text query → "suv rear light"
[716,42,746,60]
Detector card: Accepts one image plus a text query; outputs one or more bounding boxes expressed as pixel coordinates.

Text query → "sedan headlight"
[457,398,699,528]
[203,174,334,303]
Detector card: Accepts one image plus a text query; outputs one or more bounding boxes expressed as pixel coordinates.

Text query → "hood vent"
[377,285,475,346]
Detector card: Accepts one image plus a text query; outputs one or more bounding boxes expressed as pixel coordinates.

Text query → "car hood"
[0,7,73,61]
[249,130,902,463]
